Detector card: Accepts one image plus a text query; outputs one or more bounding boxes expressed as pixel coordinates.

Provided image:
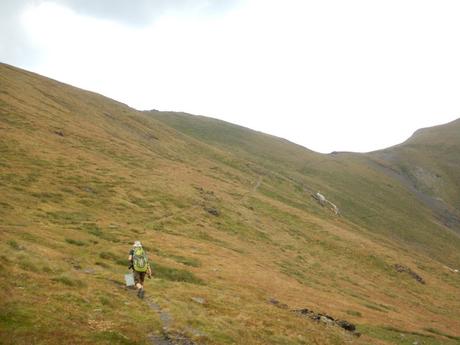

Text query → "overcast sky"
[1,0,459,153]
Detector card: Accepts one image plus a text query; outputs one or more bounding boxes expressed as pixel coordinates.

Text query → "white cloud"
[19,0,460,153]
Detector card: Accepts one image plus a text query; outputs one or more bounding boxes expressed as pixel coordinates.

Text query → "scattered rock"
[83,268,96,274]
[394,264,425,284]
[83,186,95,194]
[336,320,356,332]
[205,207,220,216]
[54,130,64,137]
[320,316,334,325]
[191,297,206,305]
[444,265,459,273]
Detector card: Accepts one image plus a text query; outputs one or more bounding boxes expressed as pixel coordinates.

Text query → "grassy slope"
[1,63,459,345]
[150,111,460,265]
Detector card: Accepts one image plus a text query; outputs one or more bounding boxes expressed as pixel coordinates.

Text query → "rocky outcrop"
[394,264,425,284]
[269,299,360,336]
[293,308,359,336]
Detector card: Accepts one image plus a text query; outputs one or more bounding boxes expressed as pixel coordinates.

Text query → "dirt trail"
[146,299,174,345]
[145,297,196,345]
[147,175,263,226]
[117,281,194,345]
[252,176,263,192]
[149,205,201,225]
[240,176,263,202]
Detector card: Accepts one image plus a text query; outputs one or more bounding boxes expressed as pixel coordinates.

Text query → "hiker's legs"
[133,271,146,298]
[134,271,144,290]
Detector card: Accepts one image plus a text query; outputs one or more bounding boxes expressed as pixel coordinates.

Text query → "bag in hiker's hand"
[124,272,135,287]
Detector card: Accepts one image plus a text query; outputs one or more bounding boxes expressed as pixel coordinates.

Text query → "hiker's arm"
[128,254,133,269]
[147,263,152,278]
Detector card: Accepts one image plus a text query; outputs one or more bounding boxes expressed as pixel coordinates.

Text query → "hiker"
[328,201,340,216]
[315,192,327,206]
[313,192,340,215]
[128,241,152,299]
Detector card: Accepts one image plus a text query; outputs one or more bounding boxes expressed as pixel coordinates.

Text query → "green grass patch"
[357,324,453,345]
[99,296,114,307]
[7,240,22,250]
[45,211,90,225]
[169,254,201,267]
[42,265,53,273]
[277,260,314,286]
[129,197,151,209]
[19,232,40,242]
[82,223,119,242]
[424,328,460,341]
[151,262,204,285]
[31,192,64,203]
[99,252,126,266]
[346,310,362,317]
[65,238,86,246]
[151,248,201,267]
[17,257,39,272]
[78,198,95,207]
[0,303,34,330]
[0,201,14,212]
[95,261,110,268]
[99,252,118,260]
[52,275,86,288]
[382,325,434,338]
[363,303,388,312]
[115,258,127,266]
[91,331,134,345]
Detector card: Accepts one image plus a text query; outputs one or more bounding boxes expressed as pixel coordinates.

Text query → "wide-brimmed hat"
[133,241,142,247]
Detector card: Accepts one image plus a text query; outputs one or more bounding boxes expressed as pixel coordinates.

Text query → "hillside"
[369,119,460,231]
[1,63,460,345]
[150,111,460,264]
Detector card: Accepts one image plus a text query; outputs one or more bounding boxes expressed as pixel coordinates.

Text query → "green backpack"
[133,247,148,272]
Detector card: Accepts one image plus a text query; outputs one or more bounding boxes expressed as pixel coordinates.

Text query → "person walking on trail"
[128,241,152,299]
